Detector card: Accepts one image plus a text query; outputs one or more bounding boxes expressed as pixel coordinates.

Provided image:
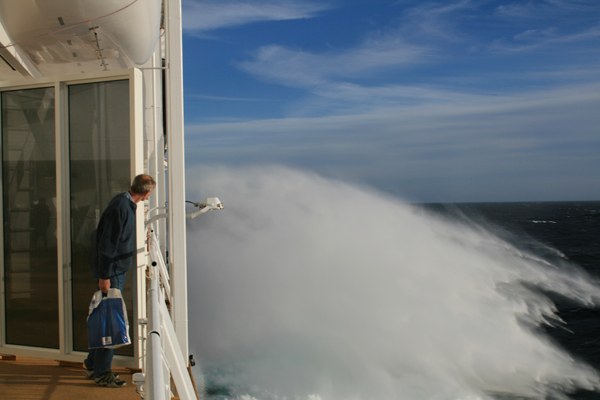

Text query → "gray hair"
[130,174,156,194]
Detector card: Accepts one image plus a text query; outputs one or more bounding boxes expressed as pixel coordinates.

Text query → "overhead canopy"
[0,0,162,78]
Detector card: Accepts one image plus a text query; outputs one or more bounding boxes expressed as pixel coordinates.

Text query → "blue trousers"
[84,273,126,378]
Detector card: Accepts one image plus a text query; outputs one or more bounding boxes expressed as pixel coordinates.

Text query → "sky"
[180,0,600,203]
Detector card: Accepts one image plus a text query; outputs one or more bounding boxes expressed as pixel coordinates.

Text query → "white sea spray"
[186,165,600,400]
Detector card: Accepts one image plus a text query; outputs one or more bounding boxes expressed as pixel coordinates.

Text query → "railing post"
[144,231,199,400]
[147,265,168,400]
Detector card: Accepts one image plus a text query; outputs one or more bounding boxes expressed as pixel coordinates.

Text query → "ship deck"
[0,354,140,400]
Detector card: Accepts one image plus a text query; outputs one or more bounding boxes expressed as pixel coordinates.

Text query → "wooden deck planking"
[0,355,140,400]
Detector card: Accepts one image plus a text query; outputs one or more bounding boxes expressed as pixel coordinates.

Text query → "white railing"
[149,232,171,300]
[138,230,199,400]
[146,264,169,399]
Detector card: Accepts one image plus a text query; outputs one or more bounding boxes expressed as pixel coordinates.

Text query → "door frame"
[0,69,145,368]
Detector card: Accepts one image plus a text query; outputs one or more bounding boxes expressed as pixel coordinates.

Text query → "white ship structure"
[0,0,201,398]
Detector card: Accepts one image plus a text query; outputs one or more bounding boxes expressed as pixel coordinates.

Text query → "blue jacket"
[94,192,137,279]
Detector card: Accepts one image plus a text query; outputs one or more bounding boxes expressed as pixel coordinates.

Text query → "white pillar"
[165,0,189,362]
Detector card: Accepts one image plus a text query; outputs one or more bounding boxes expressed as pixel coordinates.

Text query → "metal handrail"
[142,230,198,400]
[149,233,171,300]
[147,265,168,400]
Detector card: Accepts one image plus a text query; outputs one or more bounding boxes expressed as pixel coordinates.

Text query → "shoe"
[83,361,94,379]
[95,372,126,388]
[84,366,118,380]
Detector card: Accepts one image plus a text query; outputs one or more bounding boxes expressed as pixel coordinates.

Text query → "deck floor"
[0,355,140,400]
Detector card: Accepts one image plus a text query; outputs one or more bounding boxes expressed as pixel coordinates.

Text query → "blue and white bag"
[87,288,131,349]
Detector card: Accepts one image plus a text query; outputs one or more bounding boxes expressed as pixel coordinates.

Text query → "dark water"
[426,201,600,399]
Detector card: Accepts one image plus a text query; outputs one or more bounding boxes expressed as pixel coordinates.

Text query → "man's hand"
[98,278,111,293]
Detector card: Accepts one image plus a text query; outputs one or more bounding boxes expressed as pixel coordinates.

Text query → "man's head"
[130,174,156,202]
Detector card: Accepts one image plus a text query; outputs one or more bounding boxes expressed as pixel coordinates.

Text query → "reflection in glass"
[2,88,58,348]
[68,80,133,355]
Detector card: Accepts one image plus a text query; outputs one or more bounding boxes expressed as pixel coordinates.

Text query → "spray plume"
[186,166,600,400]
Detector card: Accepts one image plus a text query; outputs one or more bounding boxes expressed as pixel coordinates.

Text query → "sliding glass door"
[0,73,140,363]
[2,87,58,348]
[68,80,133,354]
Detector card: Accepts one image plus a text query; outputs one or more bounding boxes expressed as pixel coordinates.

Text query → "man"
[84,174,155,387]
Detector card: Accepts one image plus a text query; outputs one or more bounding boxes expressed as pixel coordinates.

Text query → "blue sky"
[180,0,600,202]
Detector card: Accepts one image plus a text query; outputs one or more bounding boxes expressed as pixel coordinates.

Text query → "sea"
[186,167,600,400]
[424,201,600,400]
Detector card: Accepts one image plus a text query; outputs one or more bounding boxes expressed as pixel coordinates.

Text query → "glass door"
[68,80,133,355]
[0,73,141,365]
[1,87,58,348]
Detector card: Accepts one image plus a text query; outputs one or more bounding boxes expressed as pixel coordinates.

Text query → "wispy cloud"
[492,24,600,53]
[182,0,332,32]
[186,93,267,102]
[185,82,600,201]
[238,35,428,88]
[398,0,478,41]
[490,0,600,51]
[182,0,600,201]
[495,0,600,19]
[233,0,599,102]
